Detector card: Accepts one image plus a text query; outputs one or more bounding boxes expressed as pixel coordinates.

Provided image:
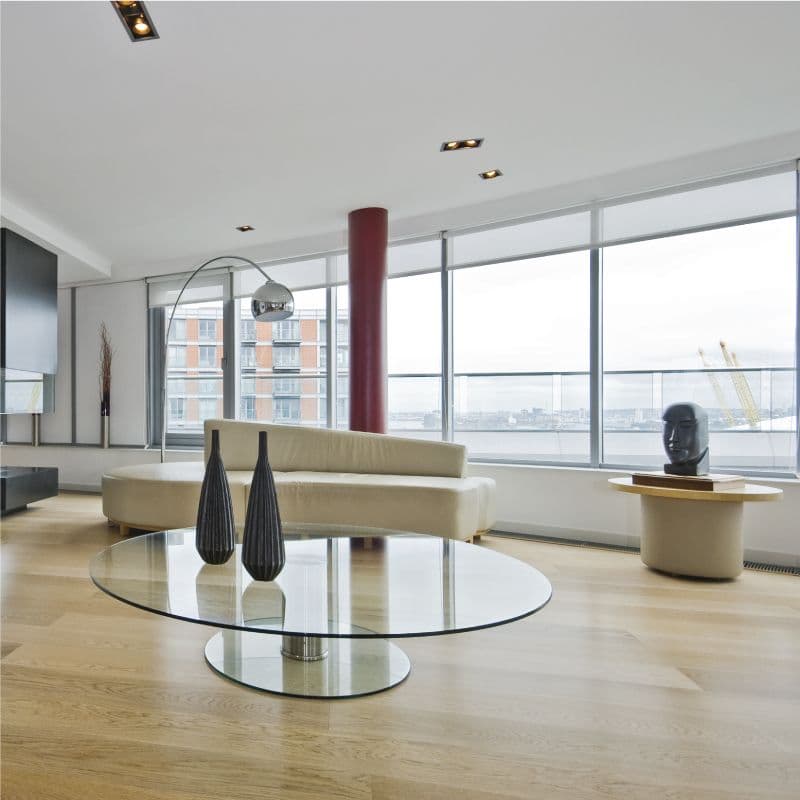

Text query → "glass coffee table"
[90,525,552,699]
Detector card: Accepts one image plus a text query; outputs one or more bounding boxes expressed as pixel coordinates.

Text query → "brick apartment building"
[166,303,347,432]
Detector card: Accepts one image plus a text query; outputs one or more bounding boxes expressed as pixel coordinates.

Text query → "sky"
[385,217,796,415]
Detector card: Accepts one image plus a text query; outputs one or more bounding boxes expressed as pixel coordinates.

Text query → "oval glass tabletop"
[90,525,552,639]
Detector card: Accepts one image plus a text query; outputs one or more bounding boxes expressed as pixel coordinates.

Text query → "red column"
[348,207,388,433]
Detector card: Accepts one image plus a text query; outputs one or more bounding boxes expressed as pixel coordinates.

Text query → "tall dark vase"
[242,431,285,581]
[195,429,236,565]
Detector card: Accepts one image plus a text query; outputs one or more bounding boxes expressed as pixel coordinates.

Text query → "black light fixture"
[440,138,483,152]
[112,1,159,42]
[236,225,255,232]
[479,169,503,180]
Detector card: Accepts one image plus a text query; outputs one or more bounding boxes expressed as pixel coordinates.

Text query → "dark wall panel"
[1,228,58,373]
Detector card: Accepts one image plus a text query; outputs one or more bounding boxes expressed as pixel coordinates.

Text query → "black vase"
[195,428,236,565]
[242,431,285,581]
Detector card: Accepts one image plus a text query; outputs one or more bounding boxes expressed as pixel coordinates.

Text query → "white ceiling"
[2,1,800,285]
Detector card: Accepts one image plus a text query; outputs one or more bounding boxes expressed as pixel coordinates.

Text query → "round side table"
[608,477,782,579]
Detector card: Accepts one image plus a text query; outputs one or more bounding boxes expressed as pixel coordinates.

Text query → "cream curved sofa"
[102,419,495,541]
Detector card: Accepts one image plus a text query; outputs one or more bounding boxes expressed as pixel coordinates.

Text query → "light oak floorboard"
[1,493,798,799]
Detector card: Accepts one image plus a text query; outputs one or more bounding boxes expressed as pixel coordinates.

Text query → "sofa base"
[107,517,492,545]
[108,518,165,537]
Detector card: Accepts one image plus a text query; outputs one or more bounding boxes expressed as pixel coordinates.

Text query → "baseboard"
[492,520,799,569]
[59,482,101,494]
[743,548,800,569]
[493,520,639,550]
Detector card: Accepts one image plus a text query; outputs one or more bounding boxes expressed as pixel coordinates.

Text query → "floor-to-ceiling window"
[335,239,443,438]
[602,217,797,470]
[237,286,327,429]
[598,168,798,473]
[164,300,224,434]
[149,164,798,474]
[388,271,442,441]
[332,270,350,430]
[452,251,591,462]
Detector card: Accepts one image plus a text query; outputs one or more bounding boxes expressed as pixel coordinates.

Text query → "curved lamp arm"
[160,255,275,463]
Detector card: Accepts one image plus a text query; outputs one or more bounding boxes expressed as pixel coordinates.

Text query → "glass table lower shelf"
[90,526,552,699]
[205,626,411,699]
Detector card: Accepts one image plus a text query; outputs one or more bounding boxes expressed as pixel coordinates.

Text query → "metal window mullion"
[147,305,165,447]
[71,286,77,444]
[441,233,454,442]
[222,272,237,420]
[795,160,800,475]
[326,276,336,429]
[589,207,603,467]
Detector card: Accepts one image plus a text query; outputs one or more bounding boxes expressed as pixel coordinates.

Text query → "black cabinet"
[1,467,59,515]
[0,228,58,414]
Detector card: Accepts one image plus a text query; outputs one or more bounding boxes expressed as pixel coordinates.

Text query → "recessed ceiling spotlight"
[479,169,503,180]
[236,225,255,232]
[440,138,483,152]
[111,1,159,42]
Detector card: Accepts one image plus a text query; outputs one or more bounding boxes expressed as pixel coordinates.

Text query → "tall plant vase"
[242,431,285,581]
[195,429,236,565]
[100,413,110,449]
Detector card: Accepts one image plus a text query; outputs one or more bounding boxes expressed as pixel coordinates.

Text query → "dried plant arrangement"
[99,322,113,417]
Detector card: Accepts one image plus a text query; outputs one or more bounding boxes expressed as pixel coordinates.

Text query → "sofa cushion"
[203,419,467,478]
[101,462,251,531]
[268,471,484,540]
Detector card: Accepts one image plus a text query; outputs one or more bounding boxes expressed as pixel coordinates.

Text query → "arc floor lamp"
[160,255,294,462]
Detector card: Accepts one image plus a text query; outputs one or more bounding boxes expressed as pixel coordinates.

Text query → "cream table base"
[640,495,744,578]
[608,477,781,580]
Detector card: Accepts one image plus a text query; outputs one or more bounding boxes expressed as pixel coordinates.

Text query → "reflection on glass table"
[90,525,552,699]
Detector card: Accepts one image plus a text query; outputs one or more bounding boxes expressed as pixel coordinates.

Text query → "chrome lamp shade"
[251,280,294,321]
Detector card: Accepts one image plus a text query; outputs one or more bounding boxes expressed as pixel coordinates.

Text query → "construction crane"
[719,340,761,429]
[698,348,736,427]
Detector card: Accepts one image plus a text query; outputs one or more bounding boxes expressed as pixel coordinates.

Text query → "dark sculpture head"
[662,402,710,476]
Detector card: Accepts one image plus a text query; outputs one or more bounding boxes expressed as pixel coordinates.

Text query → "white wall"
[74,282,148,446]
[5,281,148,446]
[468,462,800,567]
[5,413,31,443]
[5,288,72,443]
[0,445,202,491]
[41,287,72,442]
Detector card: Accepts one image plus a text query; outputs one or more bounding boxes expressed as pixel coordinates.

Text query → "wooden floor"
[1,493,798,800]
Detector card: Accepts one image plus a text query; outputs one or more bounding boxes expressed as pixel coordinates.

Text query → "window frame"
[273,319,300,342]
[168,318,187,342]
[198,397,219,422]
[198,318,217,341]
[273,396,301,422]
[198,345,217,369]
[168,396,185,424]
[240,395,256,420]
[148,164,798,476]
[273,345,301,370]
[167,344,186,368]
[240,318,256,342]
[240,343,256,369]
